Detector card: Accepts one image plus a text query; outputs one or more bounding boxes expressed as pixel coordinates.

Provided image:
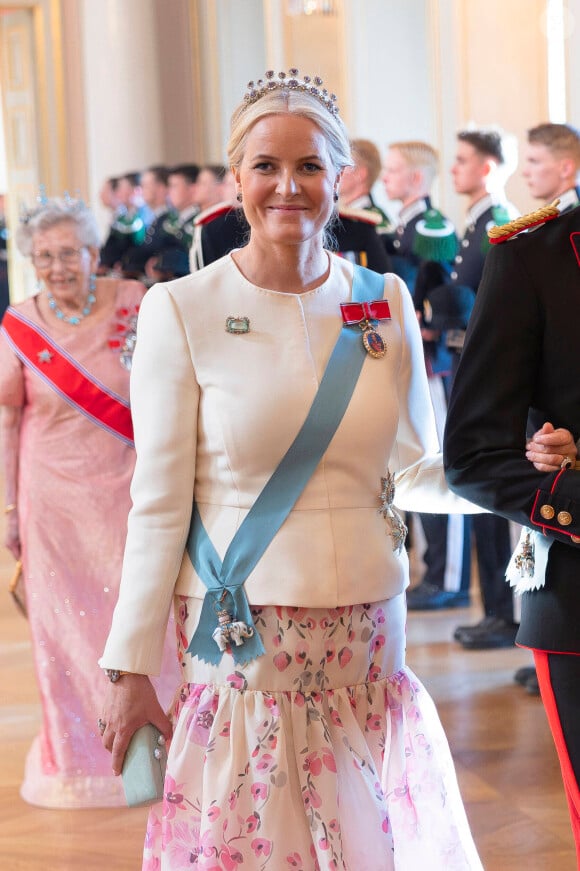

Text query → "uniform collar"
[179,205,199,224]
[556,187,580,213]
[347,193,373,210]
[465,194,494,227]
[398,197,429,228]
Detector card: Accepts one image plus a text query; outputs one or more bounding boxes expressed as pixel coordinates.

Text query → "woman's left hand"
[526,422,577,472]
[100,673,173,776]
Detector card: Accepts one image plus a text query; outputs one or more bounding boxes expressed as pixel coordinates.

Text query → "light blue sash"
[186,264,386,664]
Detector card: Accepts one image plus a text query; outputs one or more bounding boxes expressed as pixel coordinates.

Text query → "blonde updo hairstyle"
[227,88,352,178]
[16,198,100,258]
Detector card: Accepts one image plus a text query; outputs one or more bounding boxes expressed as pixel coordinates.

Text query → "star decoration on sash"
[378,472,407,553]
[37,348,53,364]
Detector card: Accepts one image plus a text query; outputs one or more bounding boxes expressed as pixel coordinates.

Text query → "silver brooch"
[226,316,250,334]
[378,473,407,554]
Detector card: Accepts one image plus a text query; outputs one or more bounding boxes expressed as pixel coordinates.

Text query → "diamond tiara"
[243,69,339,116]
[19,188,87,225]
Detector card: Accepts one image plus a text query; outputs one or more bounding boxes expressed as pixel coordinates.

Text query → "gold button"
[571,535,580,544]
[557,511,572,526]
[540,504,555,520]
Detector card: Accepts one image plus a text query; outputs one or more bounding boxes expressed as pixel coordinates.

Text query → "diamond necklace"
[47,273,97,325]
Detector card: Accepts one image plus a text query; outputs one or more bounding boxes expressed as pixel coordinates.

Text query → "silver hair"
[16,198,100,257]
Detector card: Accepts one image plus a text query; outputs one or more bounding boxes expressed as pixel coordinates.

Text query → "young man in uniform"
[444,201,580,861]
[151,164,201,280]
[447,128,520,650]
[121,165,172,280]
[338,138,392,232]
[382,140,470,612]
[510,122,580,692]
[523,122,580,213]
[99,172,148,273]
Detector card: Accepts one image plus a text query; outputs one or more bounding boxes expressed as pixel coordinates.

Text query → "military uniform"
[384,197,433,291]
[343,193,394,234]
[556,186,580,214]
[99,206,147,270]
[383,202,470,611]
[190,202,241,273]
[444,204,580,850]
[154,206,199,278]
[190,204,392,274]
[121,207,176,276]
[449,194,513,290]
[445,194,518,643]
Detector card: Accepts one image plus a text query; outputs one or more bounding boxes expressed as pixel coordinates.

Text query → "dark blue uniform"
[447,195,516,643]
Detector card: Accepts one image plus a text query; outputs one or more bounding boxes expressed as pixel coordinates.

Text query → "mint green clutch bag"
[122,724,167,808]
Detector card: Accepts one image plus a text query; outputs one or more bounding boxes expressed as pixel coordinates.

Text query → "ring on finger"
[97,717,106,735]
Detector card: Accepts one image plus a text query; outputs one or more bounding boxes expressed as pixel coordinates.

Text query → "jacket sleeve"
[100,283,199,674]
[388,276,481,514]
[443,237,568,533]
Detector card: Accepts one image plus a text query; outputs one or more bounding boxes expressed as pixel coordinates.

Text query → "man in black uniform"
[444,203,580,860]
[446,128,519,649]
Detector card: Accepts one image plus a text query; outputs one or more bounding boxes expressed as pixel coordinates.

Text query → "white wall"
[80,0,164,237]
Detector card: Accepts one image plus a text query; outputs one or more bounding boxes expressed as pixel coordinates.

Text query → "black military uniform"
[444,205,580,851]
[444,194,517,647]
[99,206,147,271]
[191,205,392,274]
[121,206,176,277]
[153,207,198,278]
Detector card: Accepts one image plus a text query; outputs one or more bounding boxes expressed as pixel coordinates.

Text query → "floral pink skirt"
[143,594,481,870]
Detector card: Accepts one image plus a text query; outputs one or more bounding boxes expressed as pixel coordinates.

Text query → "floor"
[0,520,576,869]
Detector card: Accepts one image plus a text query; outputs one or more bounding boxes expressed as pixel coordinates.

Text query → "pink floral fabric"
[143,597,481,870]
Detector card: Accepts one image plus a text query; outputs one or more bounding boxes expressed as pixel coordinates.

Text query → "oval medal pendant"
[362,327,386,358]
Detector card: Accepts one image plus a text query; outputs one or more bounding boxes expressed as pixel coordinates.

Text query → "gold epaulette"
[488,199,560,244]
[338,205,382,226]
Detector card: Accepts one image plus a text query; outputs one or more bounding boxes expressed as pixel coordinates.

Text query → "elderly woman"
[0,198,178,808]
[100,73,484,868]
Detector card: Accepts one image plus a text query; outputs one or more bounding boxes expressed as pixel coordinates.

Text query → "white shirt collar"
[556,187,580,213]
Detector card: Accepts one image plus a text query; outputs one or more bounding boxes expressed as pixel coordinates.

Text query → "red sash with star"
[1,307,134,446]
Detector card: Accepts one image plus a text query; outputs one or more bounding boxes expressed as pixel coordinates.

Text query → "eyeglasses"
[32,247,86,268]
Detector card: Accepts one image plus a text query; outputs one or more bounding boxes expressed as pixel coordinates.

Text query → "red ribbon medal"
[340,298,391,358]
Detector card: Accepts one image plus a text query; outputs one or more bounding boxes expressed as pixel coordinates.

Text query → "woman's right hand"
[100,673,173,775]
[5,512,21,560]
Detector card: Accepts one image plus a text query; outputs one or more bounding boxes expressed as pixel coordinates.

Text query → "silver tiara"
[19,187,87,225]
[243,69,339,116]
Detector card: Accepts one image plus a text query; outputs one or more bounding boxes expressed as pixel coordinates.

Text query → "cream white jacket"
[101,254,475,674]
